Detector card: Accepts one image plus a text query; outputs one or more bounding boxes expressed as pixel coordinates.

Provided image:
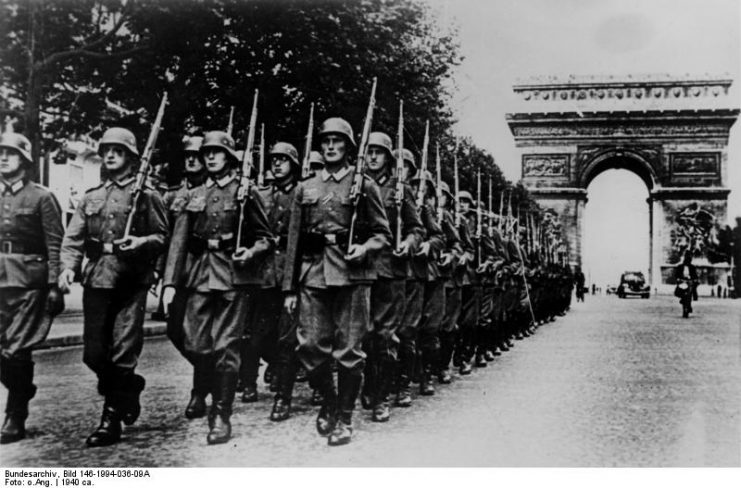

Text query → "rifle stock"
[395,100,404,250]
[234,89,259,254]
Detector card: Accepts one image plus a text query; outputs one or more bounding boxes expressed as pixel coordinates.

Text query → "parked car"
[617,271,650,299]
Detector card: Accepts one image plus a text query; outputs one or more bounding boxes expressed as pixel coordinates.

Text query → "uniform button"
[213,197,219,202]
[108,230,114,234]
[109,214,115,219]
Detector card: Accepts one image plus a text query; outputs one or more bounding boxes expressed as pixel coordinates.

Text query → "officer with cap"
[282,117,391,446]
[159,135,210,419]
[360,132,423,422]
[163,130,273,445]
[0,132,64,444]
[238,142,300,417]
[59,127,169,447]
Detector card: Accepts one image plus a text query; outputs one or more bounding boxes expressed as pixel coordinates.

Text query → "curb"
[35,324,168,351]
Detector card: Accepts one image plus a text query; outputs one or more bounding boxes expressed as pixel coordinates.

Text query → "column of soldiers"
[0,99,575,448]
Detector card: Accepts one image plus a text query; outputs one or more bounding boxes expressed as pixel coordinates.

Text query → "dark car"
[617,271,650,299]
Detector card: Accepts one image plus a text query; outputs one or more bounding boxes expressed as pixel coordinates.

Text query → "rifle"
[123,92,168,238]
[395,100,404,251]
[346,77,378,253]
[226,105,235,137]
[506,190,513,238]
[234,89,259,257]
[300,103,315,180]
[435,143,443,225]
[498,191,504,233]
[453,137,461,228]
[415,120,430,210]
[476,168,482,267]
[257,123,265,186]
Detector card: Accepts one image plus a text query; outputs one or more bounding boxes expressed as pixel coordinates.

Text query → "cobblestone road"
[2,295,739,467]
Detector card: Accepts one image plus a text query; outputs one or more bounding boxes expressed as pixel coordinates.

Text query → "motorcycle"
[674,278,695,318]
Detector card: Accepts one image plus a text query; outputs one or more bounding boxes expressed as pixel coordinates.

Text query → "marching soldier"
[455,191,482,374]
[282,117,391,446]
[242,141,301,420]
[59,127,169,447]
[0,132,64,444]
[362,132,423,422]
[162,130,273,445]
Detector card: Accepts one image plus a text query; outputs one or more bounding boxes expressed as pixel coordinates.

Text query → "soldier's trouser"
[240,288,280,386]
[440,283,462,370]
[183,289,250,374]
[273,303,299,401]
[0,288,52,361]
[368,277,404,362]
[458,285,481,361]
[297,285,370,374]
[166,287,191,364]
[82,286,147,389]
[397,280,424,380]
[476,285,495,351]
[418,279,444,364]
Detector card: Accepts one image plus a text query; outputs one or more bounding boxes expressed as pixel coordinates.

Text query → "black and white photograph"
[1,0,740,476]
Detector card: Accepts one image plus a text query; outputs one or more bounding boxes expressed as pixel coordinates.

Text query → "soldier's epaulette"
[85,183,105,194]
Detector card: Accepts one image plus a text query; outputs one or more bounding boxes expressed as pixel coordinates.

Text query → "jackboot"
[395,348,415,407]
[207,372,237,445]
[438,333,455,384]
[328,369,362,446]
[371,359,394,422]
[474,351,488,368]
[240,384,258,403]
[419,352,436,396]
[360,349,375,410]
[86,401,122,447]
[0,358,35,444]
[120,373,145,426]
[310,364,337,436]
[270,358,298,422]
[185,360,211,419]
[310,388,324,406]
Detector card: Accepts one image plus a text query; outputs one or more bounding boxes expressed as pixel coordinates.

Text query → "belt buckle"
[103,242,114,254]
[1,241,12,253]
[325,233,336,245]
[207,239,220,251]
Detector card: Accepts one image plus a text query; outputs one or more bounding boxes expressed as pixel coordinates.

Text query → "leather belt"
[187,235,236,255]
[0,240,46,255]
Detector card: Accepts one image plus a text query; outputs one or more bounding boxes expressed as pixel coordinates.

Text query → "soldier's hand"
[232,247,254,264]
[439,252,454,267]
[162,286,176,310]
[344,243,368,263]
[58,269,75,294]
[415,241,431,257]
[284,294,298,314]
[458,251,473,266]
[115,236,147,252]
[46,286,65,317]
[393,240,412,258]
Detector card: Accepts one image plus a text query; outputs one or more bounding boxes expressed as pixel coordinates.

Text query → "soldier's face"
[461,200,471,212]
[101,144,128,173]
[441,193,449,207]
[204,148,229,174]
[366,146,388,172]
[0,148,23,176]
[271,155,292,180]
[321,135,347,165]
[184,151,204,174]
[402,161,415,182]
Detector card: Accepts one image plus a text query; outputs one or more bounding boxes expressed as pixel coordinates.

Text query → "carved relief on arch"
[575,145,662,188]
[522,154,569,177]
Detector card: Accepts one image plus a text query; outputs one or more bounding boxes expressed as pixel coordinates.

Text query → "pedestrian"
[59,127,169,447]
[282,117,392,446]
[0,132,65,444]
[574,266,585,302]
[162,130,273,444]
[362,132,423,422]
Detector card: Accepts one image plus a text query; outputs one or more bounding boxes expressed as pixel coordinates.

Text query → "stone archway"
[506,75,739,290]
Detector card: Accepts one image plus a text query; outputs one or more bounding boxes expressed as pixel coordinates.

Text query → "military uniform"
[283,118,391,445]
[0,163,64,443]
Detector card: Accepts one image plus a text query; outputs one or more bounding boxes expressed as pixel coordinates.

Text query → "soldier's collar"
[105,174,135,188]
[206,172,235,188]
[276,181,295,193]
[376,173,390,186]
[2,178,26,195]
[321,165,351,182]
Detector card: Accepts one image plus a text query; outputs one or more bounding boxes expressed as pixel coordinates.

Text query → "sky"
[424,0,741,283]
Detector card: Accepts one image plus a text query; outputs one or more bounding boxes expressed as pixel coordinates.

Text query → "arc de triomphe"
[507,75,738,289]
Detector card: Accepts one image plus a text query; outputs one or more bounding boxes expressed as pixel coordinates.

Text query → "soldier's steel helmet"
[98,127,139,157]
[317,117,356,148]
[183,135,204,153]
[309,150,325,168]
[201,130,239,162]
[393,148,417,171]
[410,169,436,191]
[439,180,454,198]
[0,132,33,164]
[459,190,474,203]
[367,132,394,156]
[270,142,300,166]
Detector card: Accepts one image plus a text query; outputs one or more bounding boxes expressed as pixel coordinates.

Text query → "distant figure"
[591,284,596,295]
[574,266,585,302]
[674,251,698,318]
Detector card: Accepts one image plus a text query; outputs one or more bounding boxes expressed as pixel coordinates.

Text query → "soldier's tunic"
[282,165,391,373]
[60,174,168,386]
[439,207,464,336]
[0,179,64,361]
[368,173,423,362]
[457,209,484,361]
[164,173,272,374]
[240,180,297,388]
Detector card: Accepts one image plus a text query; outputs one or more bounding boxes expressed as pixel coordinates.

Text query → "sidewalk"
[36,284,167,350]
